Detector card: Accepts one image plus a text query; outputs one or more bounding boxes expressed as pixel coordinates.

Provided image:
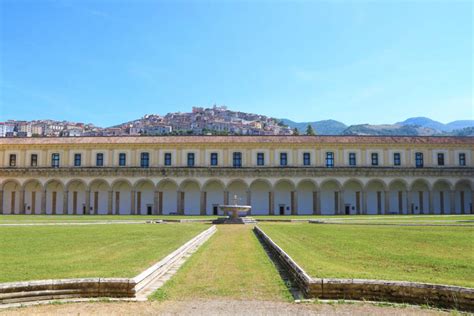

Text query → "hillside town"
[0,106,294,137]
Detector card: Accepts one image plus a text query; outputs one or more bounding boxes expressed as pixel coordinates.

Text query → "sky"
[0,0,472,127]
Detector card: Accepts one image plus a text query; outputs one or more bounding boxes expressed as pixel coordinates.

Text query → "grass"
[150,225,292,301]
[259,223,474,288]
[0,223,208,282]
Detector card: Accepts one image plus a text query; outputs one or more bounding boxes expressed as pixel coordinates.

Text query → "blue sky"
[0,0,472,126]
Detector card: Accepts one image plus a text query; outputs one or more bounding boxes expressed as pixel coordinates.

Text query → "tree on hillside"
[306,124,316,135]
[293,128,299,135]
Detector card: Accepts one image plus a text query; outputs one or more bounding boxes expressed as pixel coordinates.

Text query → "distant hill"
[342,124,439,136]
[280,119,347,135]
[398,117,474,132]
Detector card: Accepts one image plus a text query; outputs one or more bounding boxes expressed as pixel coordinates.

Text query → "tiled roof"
[0,135,473,145]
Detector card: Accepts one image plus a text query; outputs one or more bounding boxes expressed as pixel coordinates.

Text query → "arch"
[2,179,21,214]
[134,178,155,190]
[388,179,409,215]
[342,179,364,215]
[409,178,431,191]
[364,178,388,192]
[432,179,453,215]
[179,179,201,215]
[89,179,111,215]
[227,179,249,207]
[157,178,178,215]
[454,179,472,214]
[454,179,473,191]
[320,178,342,215]
[274,179,296,215]
[44,179,65,215]
[432,179,453,191]
[133,179,155,215]
[111,179,132,215]
[296,179,317,215]
[409,179,431,215]
[65,179,87,191]
[226,179,249,191]
[202,179,225,215]
[65,179,87,215]
[250,179,272,215]
[273,179,296,191]
[22,179,43,215]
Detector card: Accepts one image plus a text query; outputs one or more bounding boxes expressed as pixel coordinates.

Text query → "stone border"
[309,220,474,227]
[0,225,216,306]
[254,225,474,312]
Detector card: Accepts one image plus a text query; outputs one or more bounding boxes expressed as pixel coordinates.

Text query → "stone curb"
[254,225,474,312]
[309,220,474,227]
[133,225,217,293]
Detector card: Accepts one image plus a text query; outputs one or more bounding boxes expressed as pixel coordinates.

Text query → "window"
[9,154,16,167]
[459,153,466,166]
[257,152,265,166]
[393,153,401,166]
[74,153,81,167]
[187,153,195,167]
[140,152,149,168]
[280,152,287,166]
[233,152,242,167]
[164,153,172,166]
[326,152,334,168]
[119,153,126,166]
[349,153,356,166]
[437,153,444,166]
[371,153,379,166]
[96,153,104,166]
[303,152,311,166]
[31,154,38,167]
[51,153,60,168]
[415,152,423,168]
[210,153,218,166]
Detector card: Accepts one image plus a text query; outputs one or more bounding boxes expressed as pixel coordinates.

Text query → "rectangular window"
[9,154,16,167]
[233,152,242,167]
[280,152,288,166]
[96,153,104,166]
[140,152,149,168]
[164,153,172,166]
[415,152,424,168]
[371,153,379,166]
[74,153,81,167]
[459,153,466,166]
[303,152,311,166]
[210,153,218,166]
[31,154,38,167]
[437,153,445,166]
[119,153,126,166]
[187,153,195,167]
[257,152,265,166]
[326,152,334,168]
[51,153,60,168]
[349,153,356,166]
[394,153,401,166]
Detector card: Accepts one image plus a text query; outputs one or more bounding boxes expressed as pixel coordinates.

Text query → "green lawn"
[150,225,292,301]
[0,223,208,282]
[259,223,474,287]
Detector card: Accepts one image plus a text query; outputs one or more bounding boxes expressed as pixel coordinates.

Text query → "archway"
[454,180,472,214]
[365,179,388,215]
[112,179,132,215]
[409,179,430,214]
[274,179,295,215]
[202,179,225,215]
[2,179,21,214]
[134,179,155,215]
[342,179,363,215]
[45,179,65,215]
[249,179,271,215]
[296,179,317,215]
[388,179,408,214]
[23,179,43,215]
[432,180,452,214]
[66,179,87,215]
[180,179,201,215]
[157,179,178,215]
[89,179,110,215]
[320,179,342,215]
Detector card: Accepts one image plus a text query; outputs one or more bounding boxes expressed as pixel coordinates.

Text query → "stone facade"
[0,136,472,215]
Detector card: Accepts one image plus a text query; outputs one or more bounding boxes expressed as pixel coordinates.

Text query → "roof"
[0,135,472,146]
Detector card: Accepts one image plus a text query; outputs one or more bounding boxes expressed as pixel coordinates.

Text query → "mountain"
[342,124,439,136]
[280,119,347,135]
[398,117,474,132]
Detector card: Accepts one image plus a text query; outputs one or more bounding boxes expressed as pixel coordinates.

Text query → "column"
[63,191,69,215]
[130,190,136,215]
[362,190,368,215]
[398,191,403,214]
[223,191,229,205]
[291,191,297,215]
[0,190,3,214]
[449,190,455,214]
[338,190,344,215]
[428,190,434,215]
[440,191,445,215]
[136,192,142,215]
[406,190,412,214]
[85,190,91,215]
[312,191,320,215]
[19,190,25,215]
[200,191,206,215]
[107,191,113,215]
[460,191,465,214]
[384,190,390,215]
[115,192,120,215]
[153,190,159,215]
[471,190,474,214]
[269,191,274,215]
[356,191,361,215]
[376,191,382,215]
[246,190,251,215]
[41,189,47,215]
[158,191,163,215]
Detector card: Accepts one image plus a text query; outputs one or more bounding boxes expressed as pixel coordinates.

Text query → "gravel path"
[1,300,449,315]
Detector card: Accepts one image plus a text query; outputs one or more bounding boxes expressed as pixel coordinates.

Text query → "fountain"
[212,194,256,224]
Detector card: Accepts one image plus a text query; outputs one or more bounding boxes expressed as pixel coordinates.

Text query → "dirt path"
[1,300,449,315]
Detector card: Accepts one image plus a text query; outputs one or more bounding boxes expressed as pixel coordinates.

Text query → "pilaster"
[63,191,69,215]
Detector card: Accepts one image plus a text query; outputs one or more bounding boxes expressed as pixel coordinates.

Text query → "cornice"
[1,167,473,178]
